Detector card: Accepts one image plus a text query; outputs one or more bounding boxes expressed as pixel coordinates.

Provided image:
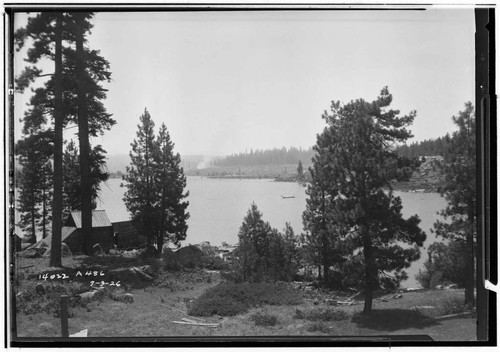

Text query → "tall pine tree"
[154,123,189,252]
[15,12,65,266]
[62,140,109,219]
[302,133,346,284]
[307,87,426,314]
[123,110,189,254]
[16,132,53,244]
[433,102,476,306]
[15,12,114,261]
[123,109,157,248]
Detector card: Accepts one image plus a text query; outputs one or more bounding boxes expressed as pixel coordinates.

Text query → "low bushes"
[16,282,89,315]
[306,322,332,333]
[16,281,131,316]
[440,297,471,315]
[293,308,349,334]
[416,241,468,289]
[294,307,349,322]
[250,311,278,326]
[187,282,302,317]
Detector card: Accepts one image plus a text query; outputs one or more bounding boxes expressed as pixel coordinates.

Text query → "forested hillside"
[394,135,451,159]
[212,147,315,166]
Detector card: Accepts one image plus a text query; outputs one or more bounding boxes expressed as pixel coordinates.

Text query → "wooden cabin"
[36,210,114,254]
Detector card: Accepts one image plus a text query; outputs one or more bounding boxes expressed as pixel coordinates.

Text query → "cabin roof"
[67,210,112,228]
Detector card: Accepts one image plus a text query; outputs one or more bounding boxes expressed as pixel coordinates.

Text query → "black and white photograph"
[6,3,493,345]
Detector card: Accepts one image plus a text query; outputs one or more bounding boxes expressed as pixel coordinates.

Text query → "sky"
[13,8,475,157]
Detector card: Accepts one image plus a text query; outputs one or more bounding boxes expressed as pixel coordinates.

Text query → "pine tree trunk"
[50,13,63,268]
[362,224,374,315]
[42,189,46,239]
[465,209,475,306]
[322,237,329,286]
[157,232,164,255]
[31,206,36,244]
[75,14,92,255]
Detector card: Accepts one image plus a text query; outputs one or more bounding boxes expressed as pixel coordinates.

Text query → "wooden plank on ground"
[172,321,218,327]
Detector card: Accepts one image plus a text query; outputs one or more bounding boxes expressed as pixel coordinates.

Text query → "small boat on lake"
[281,195,295,199]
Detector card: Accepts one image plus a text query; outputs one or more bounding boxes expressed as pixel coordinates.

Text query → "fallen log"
[433,311,473,321]
[181,318,200,324]
[159,303,205,322]
[131,267,153,281]
[20,265,35,269]
[335,300,355,305]
[172,321,218,327]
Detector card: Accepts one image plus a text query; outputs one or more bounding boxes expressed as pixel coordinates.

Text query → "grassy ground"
[12,256,476,341]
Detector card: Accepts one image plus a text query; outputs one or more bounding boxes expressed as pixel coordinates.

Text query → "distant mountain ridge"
[105,153,212,173]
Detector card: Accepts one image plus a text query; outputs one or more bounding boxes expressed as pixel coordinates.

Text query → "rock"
[435,284,443,290]
[413,305,435,310]
[70,329,88,337]
[79,291,97,300]
[122,249,139,259]
[72,254,89,260]
[93,243,105,256]
[405,287,423,292]
[23,247,45,258]
[114,293,134,303]
[139,265,154,276]
[61,243,72,257]
[38,322,55,333]
[35,284,46,295]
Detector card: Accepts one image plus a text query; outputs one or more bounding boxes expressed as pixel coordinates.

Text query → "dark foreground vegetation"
[14,252,475,340]
[187,282,302,317]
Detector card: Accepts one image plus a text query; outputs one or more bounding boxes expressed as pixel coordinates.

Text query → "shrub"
[162,249,183,271]
[233,204,299,283]
[307,322,331,333]
[416,241,468,289]
[441,297,470,315]
[293,308,305,319]
[187,296,248,317]
[293,307,348,322]
[250,311,278,326]
[187,282,302,317]
[16,281,91,315]
[306,307,348,322]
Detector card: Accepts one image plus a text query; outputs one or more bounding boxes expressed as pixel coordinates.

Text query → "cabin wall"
[89,227,114,252]
[66,227,114,253]
[112,221,147,249]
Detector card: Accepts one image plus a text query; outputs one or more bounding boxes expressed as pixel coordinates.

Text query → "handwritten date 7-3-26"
[90,281,121,287]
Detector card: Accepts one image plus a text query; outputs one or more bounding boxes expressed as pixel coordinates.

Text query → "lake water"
[97,176,447,288]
